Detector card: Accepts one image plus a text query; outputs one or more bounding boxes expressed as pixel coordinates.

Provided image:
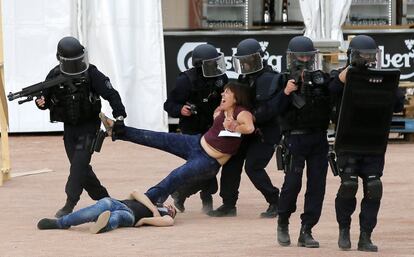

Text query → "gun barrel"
[7,74,69,103]
[7,92,21,101]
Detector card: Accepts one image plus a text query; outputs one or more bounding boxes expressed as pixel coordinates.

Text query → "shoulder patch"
[105,80,113,89]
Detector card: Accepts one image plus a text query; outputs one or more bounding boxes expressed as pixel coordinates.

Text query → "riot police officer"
[275,36,331,248]
[35,36,127,218]
[164,43,227,213]
[208,38,282,218]
[330,35,405,252]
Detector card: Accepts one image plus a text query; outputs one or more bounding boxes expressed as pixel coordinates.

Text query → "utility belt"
[285,128,325,135]
[71,127,107,154]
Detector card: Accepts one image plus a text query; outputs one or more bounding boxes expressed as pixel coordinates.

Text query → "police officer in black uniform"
[35,36,127,218]
[208,38,282,218]
[275,36,331,248]
[164,43,227,213]
[330,35,405,252]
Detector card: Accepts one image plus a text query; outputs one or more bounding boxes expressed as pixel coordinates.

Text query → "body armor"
[280,71,331,132]
[49,68,101,125]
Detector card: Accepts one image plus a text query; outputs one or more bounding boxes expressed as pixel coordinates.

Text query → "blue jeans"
[119,127,221,203]
[57,197,135,232]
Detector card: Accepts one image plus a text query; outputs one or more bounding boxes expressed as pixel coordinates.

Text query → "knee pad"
[338,175,358,199]
[364,176,382,201]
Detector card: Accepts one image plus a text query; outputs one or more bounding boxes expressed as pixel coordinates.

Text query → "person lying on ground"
[37,191,176,234]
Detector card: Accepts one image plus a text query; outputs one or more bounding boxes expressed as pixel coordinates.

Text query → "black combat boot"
[55,199,76,218]
[171,192,186,213]
[260,203,278,218]
[37,218,60,230]
[201,194,213,214]
[357,231,378,252]
[207,204,237,217]
[298,225,320,248]
[338,228,351,250]
[277,217,291,246]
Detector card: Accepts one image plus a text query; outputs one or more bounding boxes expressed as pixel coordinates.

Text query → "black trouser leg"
[359,177,381,233]
[83,164,110,200]
[335,194,357,229]
[199,178,218,200]
[300,150,328,227]
[244,139,279,204]
[278,168,303,220]
[63,122,108,204]
[174,177,218,200]
[219,141,248,206]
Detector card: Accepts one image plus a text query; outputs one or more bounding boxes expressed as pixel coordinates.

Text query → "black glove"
[112,118,125,141]
[351,58,368,69]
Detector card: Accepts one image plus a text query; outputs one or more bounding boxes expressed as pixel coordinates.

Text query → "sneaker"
[99,112,114,137]
[207,204,237,217]
[37,218,60,230]
[260,203,278,218]
[90,211,111,234]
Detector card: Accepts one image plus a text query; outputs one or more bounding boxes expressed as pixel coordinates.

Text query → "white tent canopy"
[3,0,168,132]
[300,0,351,49]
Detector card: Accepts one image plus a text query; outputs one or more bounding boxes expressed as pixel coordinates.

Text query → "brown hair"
[224,81,252,110]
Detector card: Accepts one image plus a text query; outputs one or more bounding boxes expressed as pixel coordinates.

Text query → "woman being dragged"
[101,82,254,204]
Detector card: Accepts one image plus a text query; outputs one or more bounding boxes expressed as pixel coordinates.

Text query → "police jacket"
[277,70,331,133]
[164,68,227,135]
[38,64,127,125]
[239,65,285,144]
[329,67,405,125]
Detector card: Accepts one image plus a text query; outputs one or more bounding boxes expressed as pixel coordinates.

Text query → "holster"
[89,129,107,153]
[275,144,285,170]
[328,151,340,176]
[275,136,291,172]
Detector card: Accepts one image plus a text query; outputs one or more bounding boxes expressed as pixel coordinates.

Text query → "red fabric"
[204,106,247,155]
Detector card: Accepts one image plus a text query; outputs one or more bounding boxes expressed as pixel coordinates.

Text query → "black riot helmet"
[347,35,380,68]
[232,38,264,75]
[56,36,89,75]
[286,36,320,73]
[192,44,226,78]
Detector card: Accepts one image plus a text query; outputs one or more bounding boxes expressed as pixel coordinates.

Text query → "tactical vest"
[239,66,282,122]
[280,71,331,132]
[180,68,224,134]
[48,67,101,125]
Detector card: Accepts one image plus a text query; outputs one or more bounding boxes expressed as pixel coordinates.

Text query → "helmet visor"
[286,50,320,71]
[349,48,381,69]
[202,53,227,77]
[59,51,89,75]
[232,52,263,75]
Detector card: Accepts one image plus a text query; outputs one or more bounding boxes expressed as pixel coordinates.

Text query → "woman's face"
[220,88,236,110]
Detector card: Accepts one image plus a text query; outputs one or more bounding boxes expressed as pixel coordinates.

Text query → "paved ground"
[0,135,413,257]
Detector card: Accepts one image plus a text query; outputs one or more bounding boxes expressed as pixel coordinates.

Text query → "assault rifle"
[8,74,106,153]
[289,70,312,109]
[8,74,74,104]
